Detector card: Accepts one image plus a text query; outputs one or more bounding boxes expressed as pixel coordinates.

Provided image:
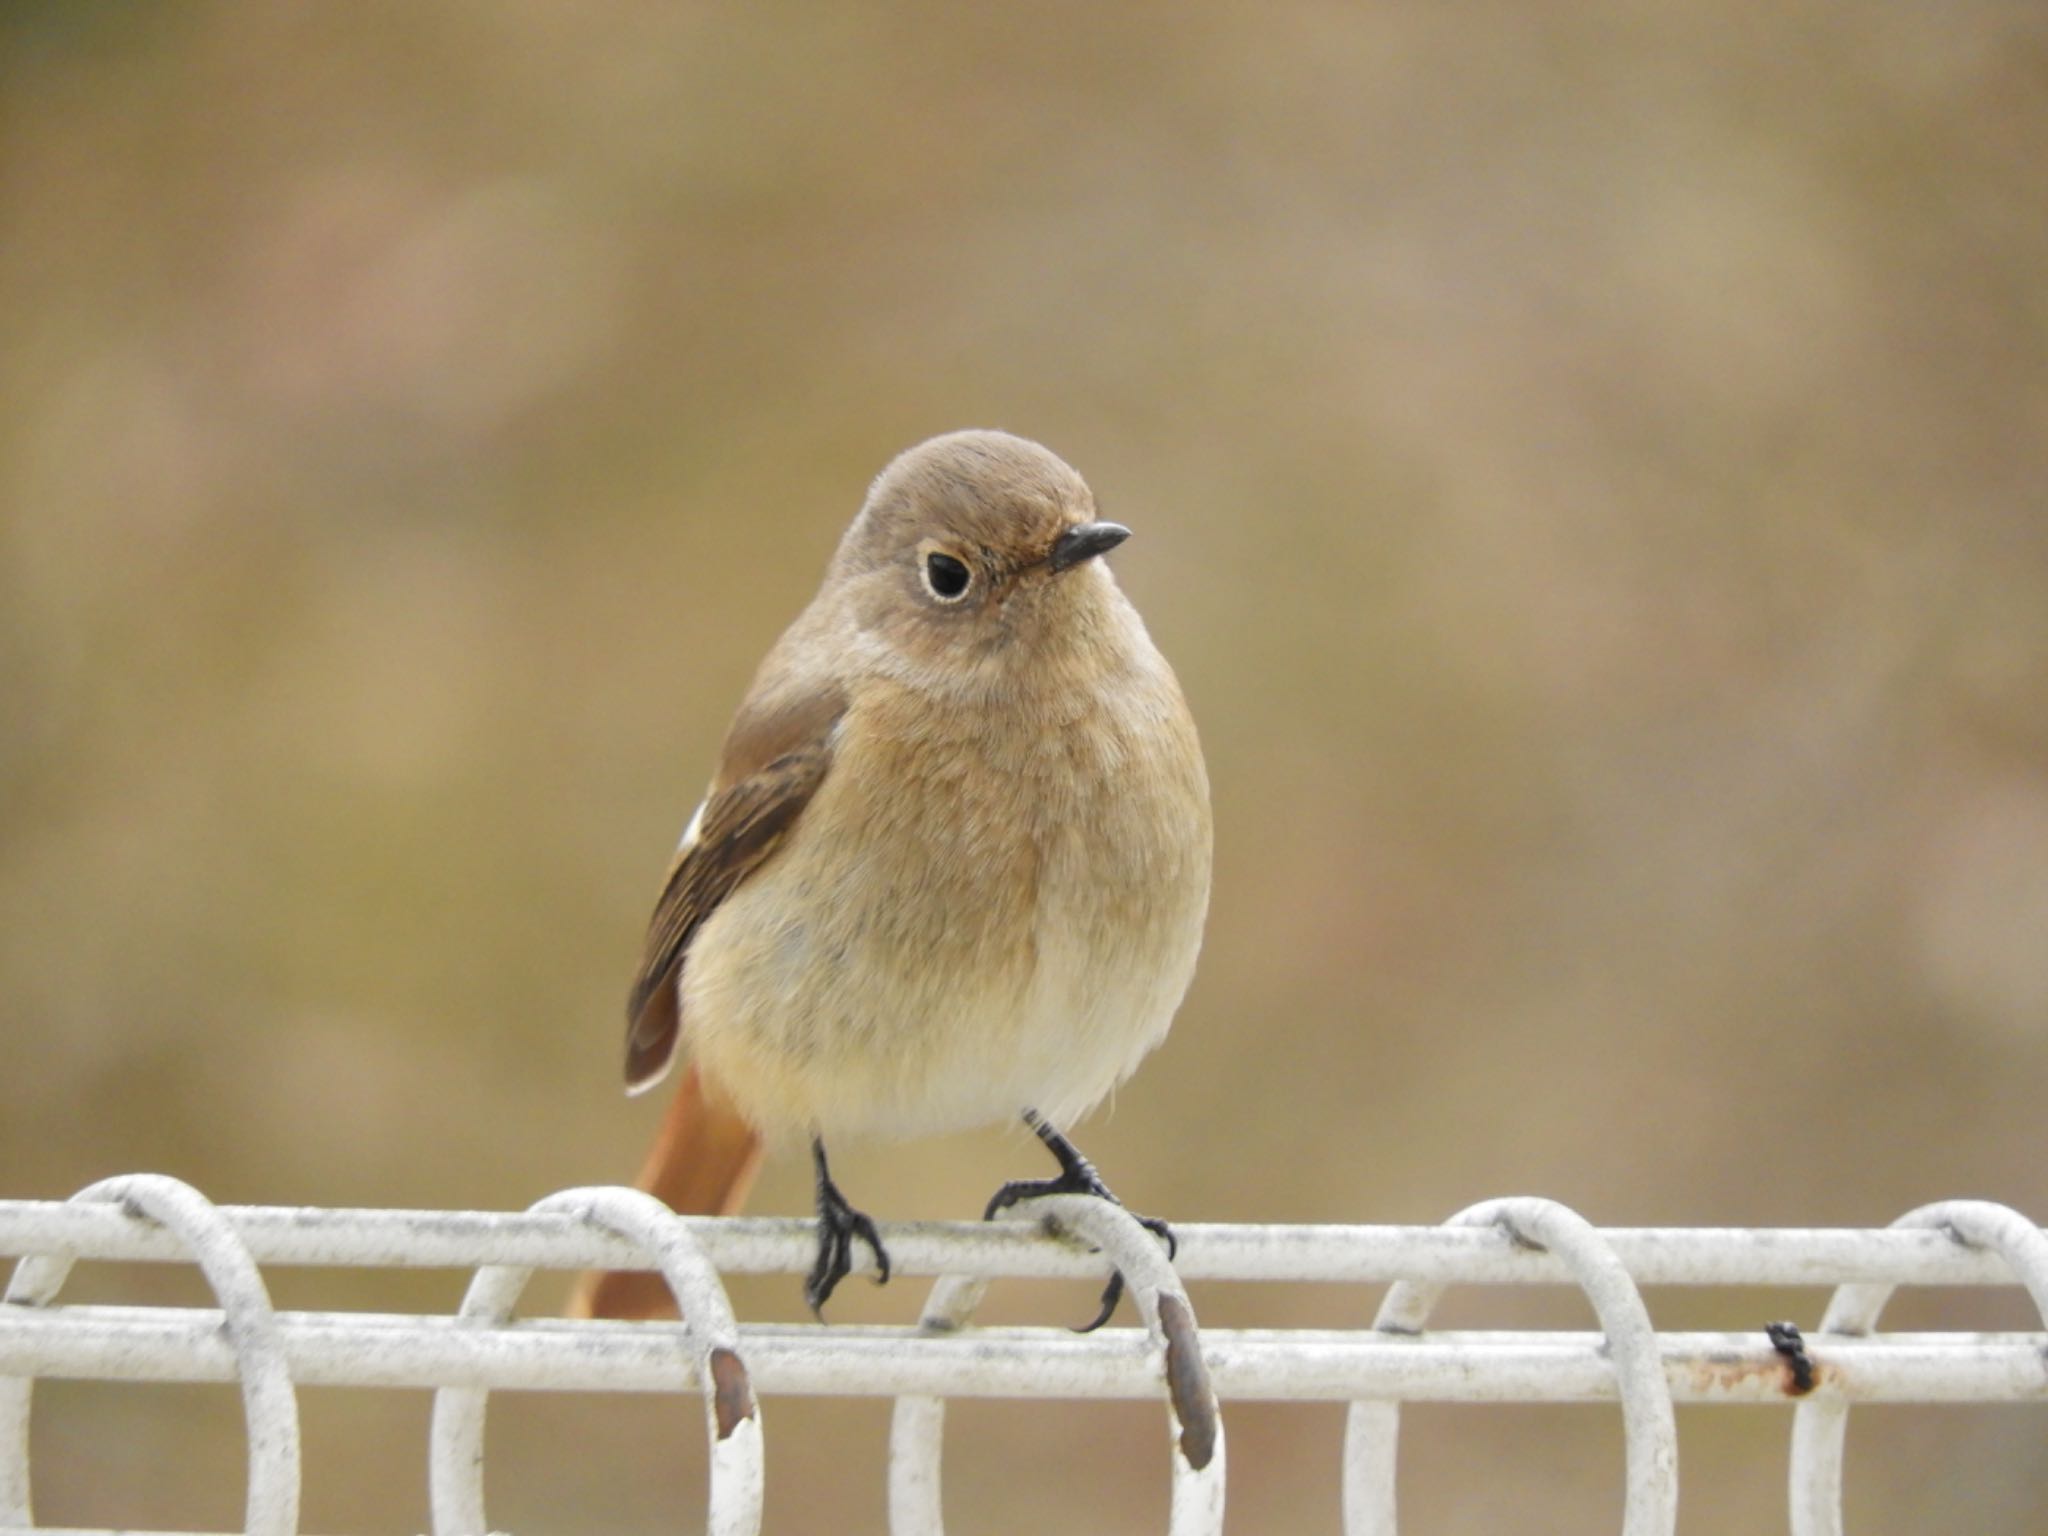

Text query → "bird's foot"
[806,1140,889,1318]
[984,1113,1175,1332]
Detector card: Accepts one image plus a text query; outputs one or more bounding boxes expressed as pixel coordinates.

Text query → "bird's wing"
[623,684,846,1092]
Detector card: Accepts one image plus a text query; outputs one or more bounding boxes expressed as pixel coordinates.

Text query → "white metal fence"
[2,1174,2045,1534]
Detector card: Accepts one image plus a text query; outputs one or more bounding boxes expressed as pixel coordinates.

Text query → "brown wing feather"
[622,685,845,1091]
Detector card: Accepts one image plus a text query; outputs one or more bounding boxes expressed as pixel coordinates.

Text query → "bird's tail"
[567,1062,765,1319]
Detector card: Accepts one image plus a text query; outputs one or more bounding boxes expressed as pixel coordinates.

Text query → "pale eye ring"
[921,550,972,602]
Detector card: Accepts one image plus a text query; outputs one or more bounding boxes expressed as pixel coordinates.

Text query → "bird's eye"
[922,551,972,601]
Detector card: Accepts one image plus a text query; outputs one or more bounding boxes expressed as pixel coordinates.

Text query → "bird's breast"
[683,659,1212,1141]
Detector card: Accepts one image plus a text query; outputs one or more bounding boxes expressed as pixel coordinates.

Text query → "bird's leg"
[805,1136,890,1318]
[983,1109,1175,1332]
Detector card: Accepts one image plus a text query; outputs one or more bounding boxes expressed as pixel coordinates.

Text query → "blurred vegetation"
[4,3,2046,1530]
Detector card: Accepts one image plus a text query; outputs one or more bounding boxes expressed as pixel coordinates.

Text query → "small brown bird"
[570,430,1212,1327]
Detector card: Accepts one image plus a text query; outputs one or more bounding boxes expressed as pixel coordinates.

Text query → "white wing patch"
[676,797,707,854]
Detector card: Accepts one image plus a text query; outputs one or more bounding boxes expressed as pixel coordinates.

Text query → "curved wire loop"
[887,1274,991,1536]
[427,1185,762,1536]
[1788,1200,2048,1536]
[0,1173,302,1535]
[891,1194,1224,1535]
[1343,1196,1678,1536]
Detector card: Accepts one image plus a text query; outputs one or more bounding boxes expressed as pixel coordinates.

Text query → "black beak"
[1048,521,1132,573]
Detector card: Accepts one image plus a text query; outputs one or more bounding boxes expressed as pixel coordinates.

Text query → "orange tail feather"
[568,1062,764,1319]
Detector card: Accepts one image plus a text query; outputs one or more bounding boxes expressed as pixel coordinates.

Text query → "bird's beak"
[1047,521,1132,573]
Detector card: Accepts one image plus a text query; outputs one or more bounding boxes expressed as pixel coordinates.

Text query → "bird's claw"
[982,1161,1174,1333]
[806,1179,889,1317]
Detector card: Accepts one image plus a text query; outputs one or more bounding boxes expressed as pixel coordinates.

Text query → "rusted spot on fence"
[1675,1339,1835,1399]
[709,1346,756,1438]
[1157,1291,1217,1471]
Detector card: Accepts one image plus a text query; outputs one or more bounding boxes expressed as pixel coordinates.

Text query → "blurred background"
[5,2,2047,1530]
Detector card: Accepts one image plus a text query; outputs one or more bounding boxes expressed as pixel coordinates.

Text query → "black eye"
[923,551,971,601]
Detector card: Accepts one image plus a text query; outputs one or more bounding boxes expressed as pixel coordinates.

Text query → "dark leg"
[983,1109,1175,1332]
[805,1137,890,1318]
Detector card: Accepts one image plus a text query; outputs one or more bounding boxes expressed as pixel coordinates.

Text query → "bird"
[569,429,1212,1328]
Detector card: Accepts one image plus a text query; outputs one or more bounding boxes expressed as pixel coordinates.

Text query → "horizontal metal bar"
[2,1204,2038,1287]
[2,1307,2043,1405]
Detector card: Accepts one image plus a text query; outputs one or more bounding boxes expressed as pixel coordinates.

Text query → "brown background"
[5,4,2047,1531]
